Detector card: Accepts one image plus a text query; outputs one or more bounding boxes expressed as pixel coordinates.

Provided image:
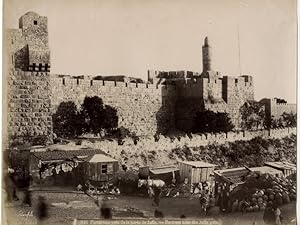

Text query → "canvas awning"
[179,161,217,168]
[149,165,179,175]
[84,154,118,163]
[214,167,249,185]
[249,166,283,176]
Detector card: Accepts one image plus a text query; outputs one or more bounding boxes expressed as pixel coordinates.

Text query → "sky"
[3,0,297,103]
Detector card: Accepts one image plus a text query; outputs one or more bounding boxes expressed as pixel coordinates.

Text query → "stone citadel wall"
[7,70,52,141]
[48,73,254,134]
[5,12,52,144]
[50,75,177,136]
[73,127,296,168]
[261,98,297,124]
[173,74,254,131]
[270,102,296,120]
[5,12,296,144]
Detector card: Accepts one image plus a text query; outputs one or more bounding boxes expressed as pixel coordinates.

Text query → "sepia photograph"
[2,0,297,225]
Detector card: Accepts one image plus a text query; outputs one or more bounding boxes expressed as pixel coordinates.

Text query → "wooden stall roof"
[249,166,283,175]
[179,161,217,168]
[149,165,179,175]
[85,154,118,163]
[31,149,107,161]
[214,167,249,185]
[264,161,296,171]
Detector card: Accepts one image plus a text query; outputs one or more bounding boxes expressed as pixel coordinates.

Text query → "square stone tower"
[5,12,52,146]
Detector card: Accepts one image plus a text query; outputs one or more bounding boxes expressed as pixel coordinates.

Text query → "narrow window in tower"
[39,63,42,71]
[77,79,79,85]
[32,63,36,71]
[11,55,14,64]
[34,20,38,25]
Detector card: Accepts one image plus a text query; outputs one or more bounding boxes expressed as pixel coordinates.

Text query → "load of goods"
[229,172,296,213]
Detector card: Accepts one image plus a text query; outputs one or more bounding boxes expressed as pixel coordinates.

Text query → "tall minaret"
[202,36,212,73]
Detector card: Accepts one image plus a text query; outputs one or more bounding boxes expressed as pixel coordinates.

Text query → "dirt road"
[3,191,297,225]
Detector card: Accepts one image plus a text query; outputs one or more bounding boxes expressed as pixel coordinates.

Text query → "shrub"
[193,110,234,133]
[281,112,297,127]
[52,101,83,138]
[240,101,266,130]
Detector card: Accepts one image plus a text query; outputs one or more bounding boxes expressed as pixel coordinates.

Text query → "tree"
[81,96,105,134]
[269,112,296,128]
[52,101,83,138]
[102,105,118,131]
[240,101,266,130]
[53,97,119,138]
[216,112,235,132]
[270,116,284,129]
[80,96,118,135]
[193,110,234,133]
[281,112,297,127]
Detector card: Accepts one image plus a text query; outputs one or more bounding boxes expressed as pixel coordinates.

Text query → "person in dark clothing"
[153,187,161,206]
[23,189,32,207]
[52,168,57,185]
[101,200,112,219]
[154,210,164,218]
[263,203,275,225]
[36,196,48,225]
[10,173,19,201]
[12,186,19,201]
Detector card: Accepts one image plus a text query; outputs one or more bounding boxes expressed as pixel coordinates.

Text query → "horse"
[137,179,166,189]
[138,179,166,204]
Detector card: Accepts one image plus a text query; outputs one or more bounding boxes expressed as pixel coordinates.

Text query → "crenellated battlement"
[275,103,290,106]
[270,98,294,106]
[50,75,176,93]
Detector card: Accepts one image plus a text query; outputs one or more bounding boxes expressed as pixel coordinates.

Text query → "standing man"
[100,199,112,219]
[153,186,161,207]
[36,196,48,225]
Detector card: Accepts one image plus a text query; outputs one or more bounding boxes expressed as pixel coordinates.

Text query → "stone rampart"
[270,102,296,120]
[78,127,296,164]
[7,69,53,141]
[50,76,177,136]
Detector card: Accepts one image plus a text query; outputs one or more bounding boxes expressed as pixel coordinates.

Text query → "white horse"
[138,179,165,188]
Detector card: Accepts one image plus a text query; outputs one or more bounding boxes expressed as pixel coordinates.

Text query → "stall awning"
[179,161,217,168]
[249,166,283,176]
[264,161,296,171]
[214,167,249,185]
[149,165,179,175]
[85,154,118,163]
